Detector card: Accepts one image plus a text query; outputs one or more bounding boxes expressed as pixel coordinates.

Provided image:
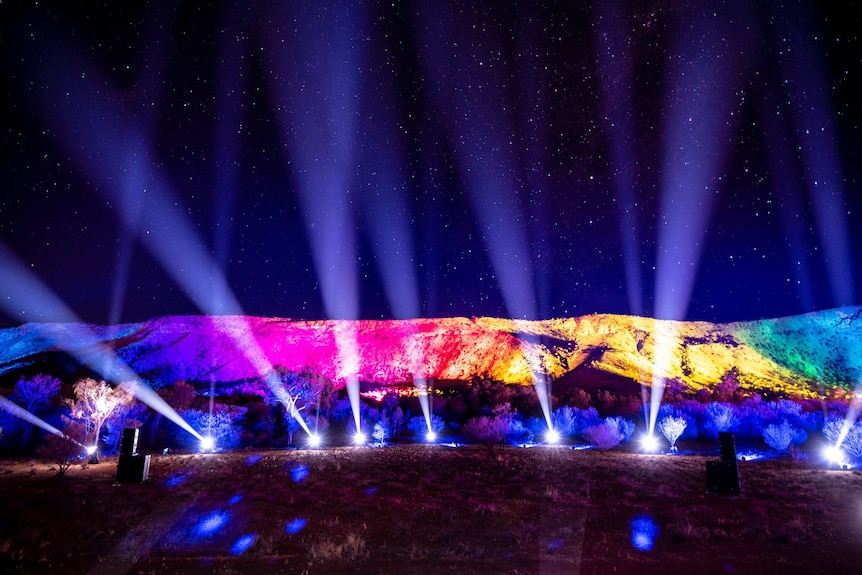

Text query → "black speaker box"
[706,460,740,494]
[117,454,150,483]
[718,431,737,462]
[120,428,139,457]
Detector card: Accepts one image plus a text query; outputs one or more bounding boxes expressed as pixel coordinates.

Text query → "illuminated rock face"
[1,308,861,397]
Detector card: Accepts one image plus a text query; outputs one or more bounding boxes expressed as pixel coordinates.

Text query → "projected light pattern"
[193,511,230,538]
[630,515,659,552]
[230,535,257,556]
[285,518,307,535]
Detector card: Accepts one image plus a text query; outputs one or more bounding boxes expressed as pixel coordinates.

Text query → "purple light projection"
[772,2,855,307]
[413,1,557,426]
[594,0,645,318]
[262,3,365,432]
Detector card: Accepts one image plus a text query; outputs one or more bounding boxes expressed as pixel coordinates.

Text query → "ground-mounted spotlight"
[86,444,100,464]
[545,429,561,445]
[640,434,660,453]
[425,430,437,443]
[824,445,849,469]
[353,431,367,446]
[307,433,322,449]
[200,436,216,453]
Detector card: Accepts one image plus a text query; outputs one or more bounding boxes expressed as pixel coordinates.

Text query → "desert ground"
[1,445,861,574]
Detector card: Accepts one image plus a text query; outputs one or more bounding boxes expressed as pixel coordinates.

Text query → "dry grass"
[1,446,861,574]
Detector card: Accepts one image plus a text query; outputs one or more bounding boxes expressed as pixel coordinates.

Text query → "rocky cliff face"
[2,308,861,398]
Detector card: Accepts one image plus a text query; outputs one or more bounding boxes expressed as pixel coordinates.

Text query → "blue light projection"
[165,473,190,487]
[285,518,308,535]
[290,463,310,483]
[630,514,659,552]
[192,511,230,538]
[230,534,257,556]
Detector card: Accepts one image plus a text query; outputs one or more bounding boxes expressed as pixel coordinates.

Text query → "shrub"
[657,415,687,450]
[406,414,444,438]
[610,416,635,442]
[843,424,862,459]
[576,407,602,434]
[463,416,508,446]
[763,419,807,452]
[658,403,698,440]
[822,417,843,444]
[583,418,624,450]
[824,418,862,459]
[551,406,577,436]
[506,416,533,444]
[704,402,739,437]
[36,418,86,477]
[309,531,368,561]
[181,406,246,449]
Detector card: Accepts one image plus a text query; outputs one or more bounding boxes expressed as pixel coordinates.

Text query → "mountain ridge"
[1,308,861,398]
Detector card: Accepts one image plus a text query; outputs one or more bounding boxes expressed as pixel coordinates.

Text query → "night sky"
[1,0,860,329]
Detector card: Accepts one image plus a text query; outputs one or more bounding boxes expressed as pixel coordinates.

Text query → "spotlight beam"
[0,395,67,442]
[0,240,202,441]
[263,5,365,434]
[12,18,316,442]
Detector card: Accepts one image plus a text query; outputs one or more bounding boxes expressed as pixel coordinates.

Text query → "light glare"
[641,433,660,452]
[200,436,215,452]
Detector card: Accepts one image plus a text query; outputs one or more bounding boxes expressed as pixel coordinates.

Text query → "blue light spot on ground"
[230,534,257,555]
[285,517,307,535]
[291,463,309,483]
[228,494,242,505]
[365,486,377,496]
[165,473,189,486]
[245,454,262,466]
[193,511,230,537]
[630,514,659,551]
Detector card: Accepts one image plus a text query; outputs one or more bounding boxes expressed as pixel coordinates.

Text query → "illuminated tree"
[181,406,246,449]
[763,419,806,453]
[265,367,332,445]
[658,415,687,451]
[551,406,577,436]
[372,421,391,446]
[65,378,137,451]
[705,402,739,436]
[583,418,623,450]
[11,374,61,449]
[407,414,444,438]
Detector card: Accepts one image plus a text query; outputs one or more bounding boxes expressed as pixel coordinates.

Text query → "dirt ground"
[1,445,861,574]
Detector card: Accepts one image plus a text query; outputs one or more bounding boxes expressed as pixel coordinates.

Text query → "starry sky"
[0,0,859,329]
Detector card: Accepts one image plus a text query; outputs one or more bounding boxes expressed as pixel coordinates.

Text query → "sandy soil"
[1,446,861,574]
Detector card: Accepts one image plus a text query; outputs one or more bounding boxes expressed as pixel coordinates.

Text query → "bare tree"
[65,379,137,455]
[11,374,61,449]
[36,417,87,477]
[265,368,331,445]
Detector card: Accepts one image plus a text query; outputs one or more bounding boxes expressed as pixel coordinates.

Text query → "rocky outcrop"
[2,308,861,398]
